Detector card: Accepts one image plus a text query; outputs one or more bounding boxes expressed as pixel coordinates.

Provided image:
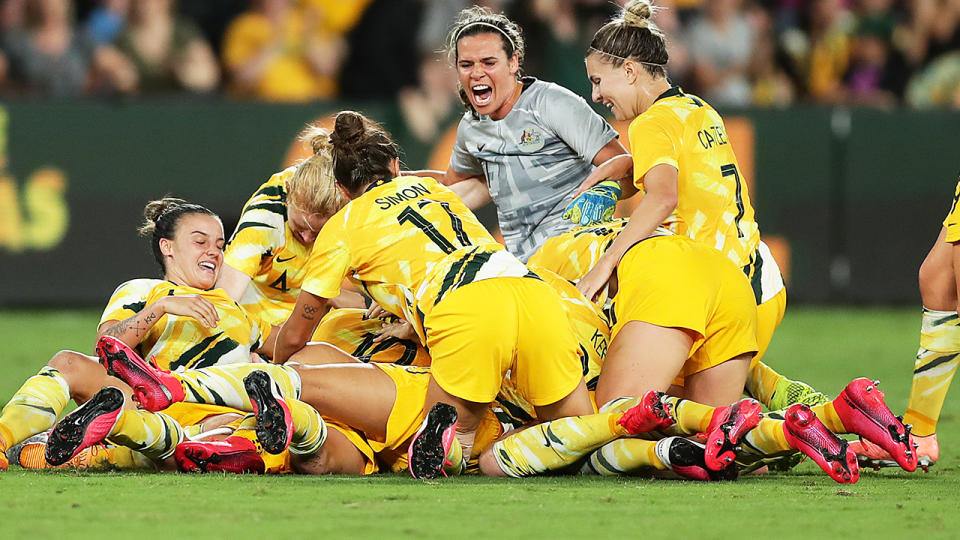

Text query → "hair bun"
[299,124,332,155]
[331,111,365,149]
[143,197,187,224]
[623,0,654,28]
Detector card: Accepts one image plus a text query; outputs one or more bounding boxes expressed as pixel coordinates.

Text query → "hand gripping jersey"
[301,176,534,342]
[100,279,267,370]
[628,86,760,270]
[450,77,619,261]
[223,167,313,327]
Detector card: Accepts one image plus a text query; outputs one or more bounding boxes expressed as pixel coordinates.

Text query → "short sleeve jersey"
[100,279,266,371]
[223,167,312,327]
[629,87,760,268]
[449,77,618,262]
[301,176,532,342]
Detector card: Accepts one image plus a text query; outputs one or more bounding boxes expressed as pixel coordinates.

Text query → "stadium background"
[0,0,958,308]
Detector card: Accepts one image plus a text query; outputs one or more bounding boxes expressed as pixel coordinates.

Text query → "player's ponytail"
[329,111,399,196]
[588,0,668,78]
[287,126,347,219]
[139,197,217,273]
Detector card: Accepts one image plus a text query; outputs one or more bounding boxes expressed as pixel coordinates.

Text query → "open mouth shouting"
[472,84,493,107]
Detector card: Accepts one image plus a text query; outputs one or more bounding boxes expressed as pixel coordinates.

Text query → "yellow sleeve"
[99,279,160,326]
[300,214,351,299]
[628,111,683,189]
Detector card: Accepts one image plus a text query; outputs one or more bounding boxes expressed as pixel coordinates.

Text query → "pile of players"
[0,2,947,484]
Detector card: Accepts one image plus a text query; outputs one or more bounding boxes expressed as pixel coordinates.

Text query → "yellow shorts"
[367,363,431,472]
[943,179,960,242]
[425,277,584,406]
[327,420,379,475]
[611,236,758,382]
[755,288,787,365]
[312,308,431,367]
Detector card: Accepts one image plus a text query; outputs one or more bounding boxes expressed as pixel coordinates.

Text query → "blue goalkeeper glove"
[562,180,622,226]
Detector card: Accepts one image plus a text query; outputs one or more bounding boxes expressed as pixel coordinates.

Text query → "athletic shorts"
[425,277,584,406]
[610,236,758,384]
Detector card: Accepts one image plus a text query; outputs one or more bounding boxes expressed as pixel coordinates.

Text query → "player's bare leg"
[595,321,693,406]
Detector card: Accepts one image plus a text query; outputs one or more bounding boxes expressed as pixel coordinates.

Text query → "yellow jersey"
[629,86,760,268]
[528,219,629,282]
[224,168,312,328]
[301,175,532,342]
[100,279,267,371]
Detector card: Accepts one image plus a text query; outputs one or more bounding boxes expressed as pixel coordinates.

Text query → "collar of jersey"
[654,85,684,103]
[363,176,395,194]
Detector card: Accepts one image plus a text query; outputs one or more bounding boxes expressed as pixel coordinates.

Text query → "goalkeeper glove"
[562,180,622,226]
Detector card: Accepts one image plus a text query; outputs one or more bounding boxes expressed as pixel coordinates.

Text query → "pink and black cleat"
[243,370,293,455]
[46,386,125,466]
[833,378,918,472]
[616,390,676,435]
[654,437,739,482]
[174,436,266,474]
[700,398,763,471]
[783,403,859,484]
[407,402,458,479]
[96,335,184,411]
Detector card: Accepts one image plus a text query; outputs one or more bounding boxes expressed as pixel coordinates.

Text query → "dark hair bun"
[331,111,365,149]
[142,197,187,227]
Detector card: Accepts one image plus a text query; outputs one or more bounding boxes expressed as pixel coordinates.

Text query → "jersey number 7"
[721,163,746,239]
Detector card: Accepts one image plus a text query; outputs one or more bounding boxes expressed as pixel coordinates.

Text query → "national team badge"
[517,126,545,152]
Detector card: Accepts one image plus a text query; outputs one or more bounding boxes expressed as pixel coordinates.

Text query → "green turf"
[1,307,958,539]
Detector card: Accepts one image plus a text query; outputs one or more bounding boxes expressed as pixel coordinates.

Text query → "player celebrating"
[272,110,594,479]
[415,6,634,262]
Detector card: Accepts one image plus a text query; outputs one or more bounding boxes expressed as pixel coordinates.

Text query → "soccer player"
[575,0,823,412]
[412,6,635,262]
[0,199,274,471]
[853,175,960,470]
[272,110,595,479]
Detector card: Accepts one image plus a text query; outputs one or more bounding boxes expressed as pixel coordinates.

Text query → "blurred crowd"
[0,0,957,117]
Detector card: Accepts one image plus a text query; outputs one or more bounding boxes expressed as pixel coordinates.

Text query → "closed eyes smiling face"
[161,213,225,290]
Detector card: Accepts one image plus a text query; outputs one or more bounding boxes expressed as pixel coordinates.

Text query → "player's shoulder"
[108,278,165,299]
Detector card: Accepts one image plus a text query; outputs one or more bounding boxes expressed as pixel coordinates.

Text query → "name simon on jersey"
[376,183,431,210]
[697,125,728,149]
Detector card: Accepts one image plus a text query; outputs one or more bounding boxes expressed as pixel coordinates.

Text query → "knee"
[478,446,507,477]
[47,350,93,378]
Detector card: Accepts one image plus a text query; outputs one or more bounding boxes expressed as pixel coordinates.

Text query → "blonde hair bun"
[623,0,655,28]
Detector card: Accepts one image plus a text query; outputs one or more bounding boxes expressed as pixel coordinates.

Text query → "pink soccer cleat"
[832,378,918,472]
[96,336,184,411]
[616,391,676,435]
[851,433,937,472]
[174,436,266,474]
[699,398,763,471]
[783,403,859,484]
[654,437,739,482]
[407,402,458,479]
[46,386,125,466]
[243,370,293,455]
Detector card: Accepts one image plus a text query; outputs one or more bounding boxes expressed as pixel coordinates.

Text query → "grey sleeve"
[539,84,618,165]
[448,118,485,176]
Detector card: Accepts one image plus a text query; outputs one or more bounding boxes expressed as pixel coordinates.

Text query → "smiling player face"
[159,213,225,290]
[585,53,642,121]
[456,32,521,120]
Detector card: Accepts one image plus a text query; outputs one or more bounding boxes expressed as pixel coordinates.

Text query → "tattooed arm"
[97,295,220,349]
[273,290,330,364]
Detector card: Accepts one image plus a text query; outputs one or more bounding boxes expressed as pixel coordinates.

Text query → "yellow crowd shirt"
[99,279,267,371]
[629,86,760,268]
[223,167,312,328]
[300,175,532,342]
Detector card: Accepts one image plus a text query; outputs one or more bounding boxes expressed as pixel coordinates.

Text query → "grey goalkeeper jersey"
[450,77,618,261]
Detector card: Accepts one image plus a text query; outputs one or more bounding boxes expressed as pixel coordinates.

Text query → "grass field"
[1,307,958,539]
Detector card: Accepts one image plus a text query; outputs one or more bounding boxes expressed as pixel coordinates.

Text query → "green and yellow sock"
[0,366,70,450]
[107,410,184,460]
[174,364,302,411]
[582,438,665,475]
[904,308,960,436]
[287,397,326,456]
[492,413,628,477]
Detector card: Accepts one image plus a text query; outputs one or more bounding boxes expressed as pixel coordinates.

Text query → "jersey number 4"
[397,199,470,254]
